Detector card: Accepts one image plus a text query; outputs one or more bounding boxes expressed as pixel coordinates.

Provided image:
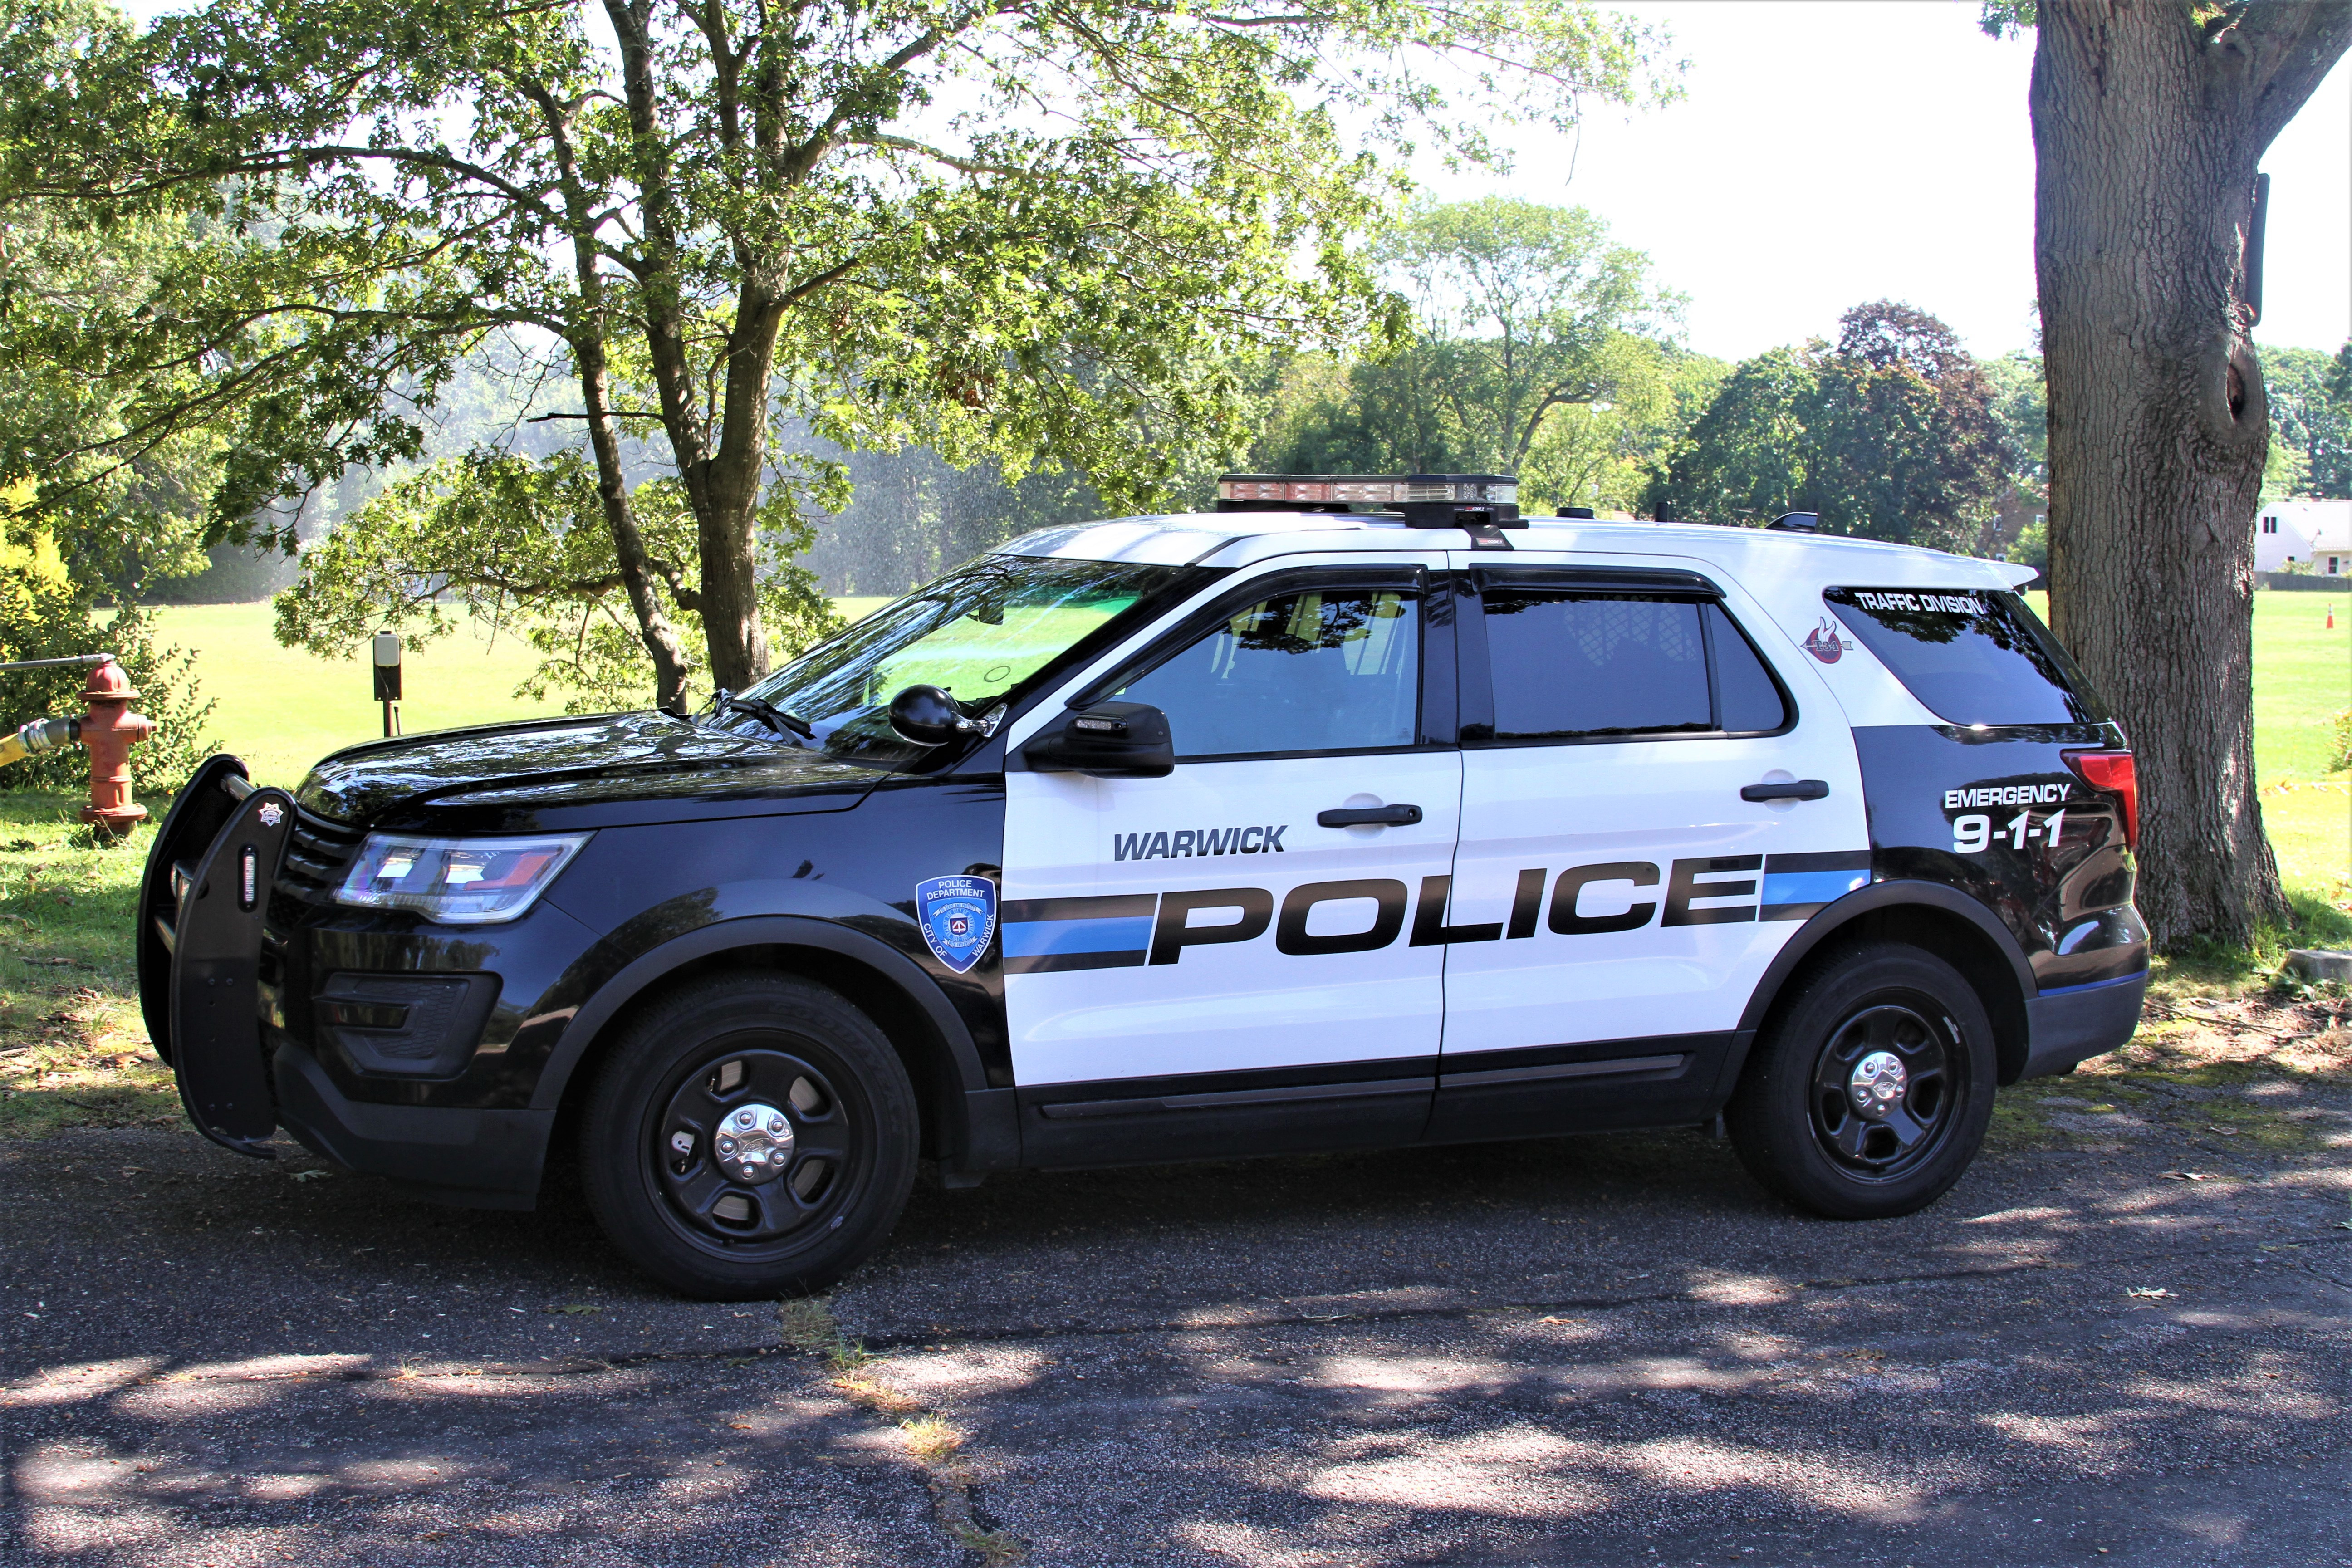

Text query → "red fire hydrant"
[0,655,154,839]
[78,659,155,838]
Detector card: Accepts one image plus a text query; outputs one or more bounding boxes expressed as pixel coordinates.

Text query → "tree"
[10,0,1677,712]
[0,70,227,602]
[1252,199,1682,499]
[1997,0,2352,946]
[1376,199,1680,473]
[1645,301,2013,549]
[2261,343,2352,500]
[1645,346,1815,525]
[274,449,842,712]
[1516,343,1725,515]
[1805,301,2013,551]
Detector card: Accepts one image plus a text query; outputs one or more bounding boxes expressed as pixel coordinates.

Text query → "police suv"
[142,475,2148,1298]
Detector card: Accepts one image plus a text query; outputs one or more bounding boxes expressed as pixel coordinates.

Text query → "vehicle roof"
[995,511,2037,591]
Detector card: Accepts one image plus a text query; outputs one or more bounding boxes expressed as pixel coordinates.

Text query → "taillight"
[2064,750,2137,849]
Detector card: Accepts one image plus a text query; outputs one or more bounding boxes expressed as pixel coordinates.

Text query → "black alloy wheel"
[654,1047,852,1242]
[1726,941,1996,1220]
[1806,1003,1954,1180]
[579,974,917,1300]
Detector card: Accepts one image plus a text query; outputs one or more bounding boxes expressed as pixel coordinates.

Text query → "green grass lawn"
[2244,591,2351,922]
[95,598,898,790]
[134,603,573,789]
[0,803,177,1138]
[2021,589,2350,916]
[2239,591,2348,921]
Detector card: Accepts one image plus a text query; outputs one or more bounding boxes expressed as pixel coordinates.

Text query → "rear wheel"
[1726,941,1995,1220]
[579,974,917,1299]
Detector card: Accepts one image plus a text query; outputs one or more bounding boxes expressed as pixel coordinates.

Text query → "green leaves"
[274,448,844,710]
[12,0,1681,701]
[1252,198,1688,510]
[1647,301,2016,551]
[2261,343,2352,502]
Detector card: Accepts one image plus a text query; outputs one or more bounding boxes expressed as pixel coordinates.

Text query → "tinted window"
[1483,593,1712,740]
[1707,603,1791,732]
[1117,588,1420,757]
[1826,587,2106,725]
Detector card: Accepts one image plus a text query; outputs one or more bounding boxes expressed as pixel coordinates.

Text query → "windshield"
[725,554,1197,766]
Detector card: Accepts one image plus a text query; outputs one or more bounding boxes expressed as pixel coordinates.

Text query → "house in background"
[2256,499,2352,575]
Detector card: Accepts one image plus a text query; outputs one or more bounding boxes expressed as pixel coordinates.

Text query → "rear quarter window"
[1825,587,2107,726]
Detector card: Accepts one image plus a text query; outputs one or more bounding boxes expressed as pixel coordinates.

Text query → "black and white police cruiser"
[142,475,2149,1298]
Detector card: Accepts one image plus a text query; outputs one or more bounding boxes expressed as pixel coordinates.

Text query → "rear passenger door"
[1431,560,1868,1140]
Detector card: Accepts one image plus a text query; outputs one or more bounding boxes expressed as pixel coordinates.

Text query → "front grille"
[269,808,365,927]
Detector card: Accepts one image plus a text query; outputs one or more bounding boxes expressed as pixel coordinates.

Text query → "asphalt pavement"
[2,1107,2347,1567]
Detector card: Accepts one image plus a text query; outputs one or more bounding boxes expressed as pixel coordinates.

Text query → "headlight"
[334,833,591,924]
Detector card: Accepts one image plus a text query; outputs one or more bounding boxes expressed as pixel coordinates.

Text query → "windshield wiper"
[709,688,815,741]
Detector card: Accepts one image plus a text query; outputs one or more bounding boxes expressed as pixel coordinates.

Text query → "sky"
[1450,0,2352,363]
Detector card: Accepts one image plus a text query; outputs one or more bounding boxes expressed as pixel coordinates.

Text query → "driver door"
[1002,560,1459,1162]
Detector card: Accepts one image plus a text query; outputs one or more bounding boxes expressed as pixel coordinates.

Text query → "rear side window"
[1825,587,2107,725]
[1480,590,1790,741]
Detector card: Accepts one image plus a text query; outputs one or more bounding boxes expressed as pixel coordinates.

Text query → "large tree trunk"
[600,0,784,696]
[690,280,789,693]
[575,329,694,713]
[2031,0,2350,949]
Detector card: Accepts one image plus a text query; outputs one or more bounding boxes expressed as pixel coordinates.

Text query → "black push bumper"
[138,758,294,1157]
[140,754,549,1203]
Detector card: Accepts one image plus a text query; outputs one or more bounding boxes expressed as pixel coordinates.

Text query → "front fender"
[530,913,1010,1168]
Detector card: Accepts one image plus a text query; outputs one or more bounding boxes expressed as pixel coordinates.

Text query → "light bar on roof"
[1216,475,1519,508]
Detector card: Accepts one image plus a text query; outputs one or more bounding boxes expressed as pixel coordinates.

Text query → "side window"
[1480,589,1789,742]
[1706,603,1792,733]
[1825,586,2106,725]
[1115,587,1421,758]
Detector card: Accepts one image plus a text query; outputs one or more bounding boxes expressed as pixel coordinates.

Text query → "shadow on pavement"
[2,1112,2346,1565]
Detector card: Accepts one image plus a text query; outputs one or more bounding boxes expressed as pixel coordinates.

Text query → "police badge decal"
[915,875,997,974]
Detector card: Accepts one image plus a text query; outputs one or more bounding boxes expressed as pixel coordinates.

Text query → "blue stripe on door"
[1758,855,1872,921]
[1001,916,1156,959]
[1760,868,1870,907]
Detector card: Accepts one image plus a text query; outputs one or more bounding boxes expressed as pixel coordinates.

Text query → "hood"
[294,711,884,832]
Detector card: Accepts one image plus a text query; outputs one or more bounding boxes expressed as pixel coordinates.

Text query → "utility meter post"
[372,632,403,738]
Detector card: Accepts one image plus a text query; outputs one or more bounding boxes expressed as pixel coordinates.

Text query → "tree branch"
[849,133,1028,178]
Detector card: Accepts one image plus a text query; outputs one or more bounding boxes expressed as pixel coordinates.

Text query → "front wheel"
[1726,941,1995,1220]
[578,974,918,1299]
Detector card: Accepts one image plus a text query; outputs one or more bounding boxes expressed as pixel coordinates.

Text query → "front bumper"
[140,755,556,1203]
[272,1044,549,1208]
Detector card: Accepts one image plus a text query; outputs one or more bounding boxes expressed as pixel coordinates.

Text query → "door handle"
[1318,804,1424,828]
[1741,779,1830,802]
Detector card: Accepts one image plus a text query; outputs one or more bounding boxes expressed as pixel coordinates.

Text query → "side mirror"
[1021,701,1175,778]
[886,684,978,747]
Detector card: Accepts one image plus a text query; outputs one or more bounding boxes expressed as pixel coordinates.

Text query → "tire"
[578,974,918,1300]
[1726,941,1996,1220]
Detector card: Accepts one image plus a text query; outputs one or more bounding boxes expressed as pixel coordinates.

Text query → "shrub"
[2,529,217,798]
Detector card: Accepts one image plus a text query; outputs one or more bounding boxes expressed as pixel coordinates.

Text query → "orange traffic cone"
[2330,608,2337,630]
